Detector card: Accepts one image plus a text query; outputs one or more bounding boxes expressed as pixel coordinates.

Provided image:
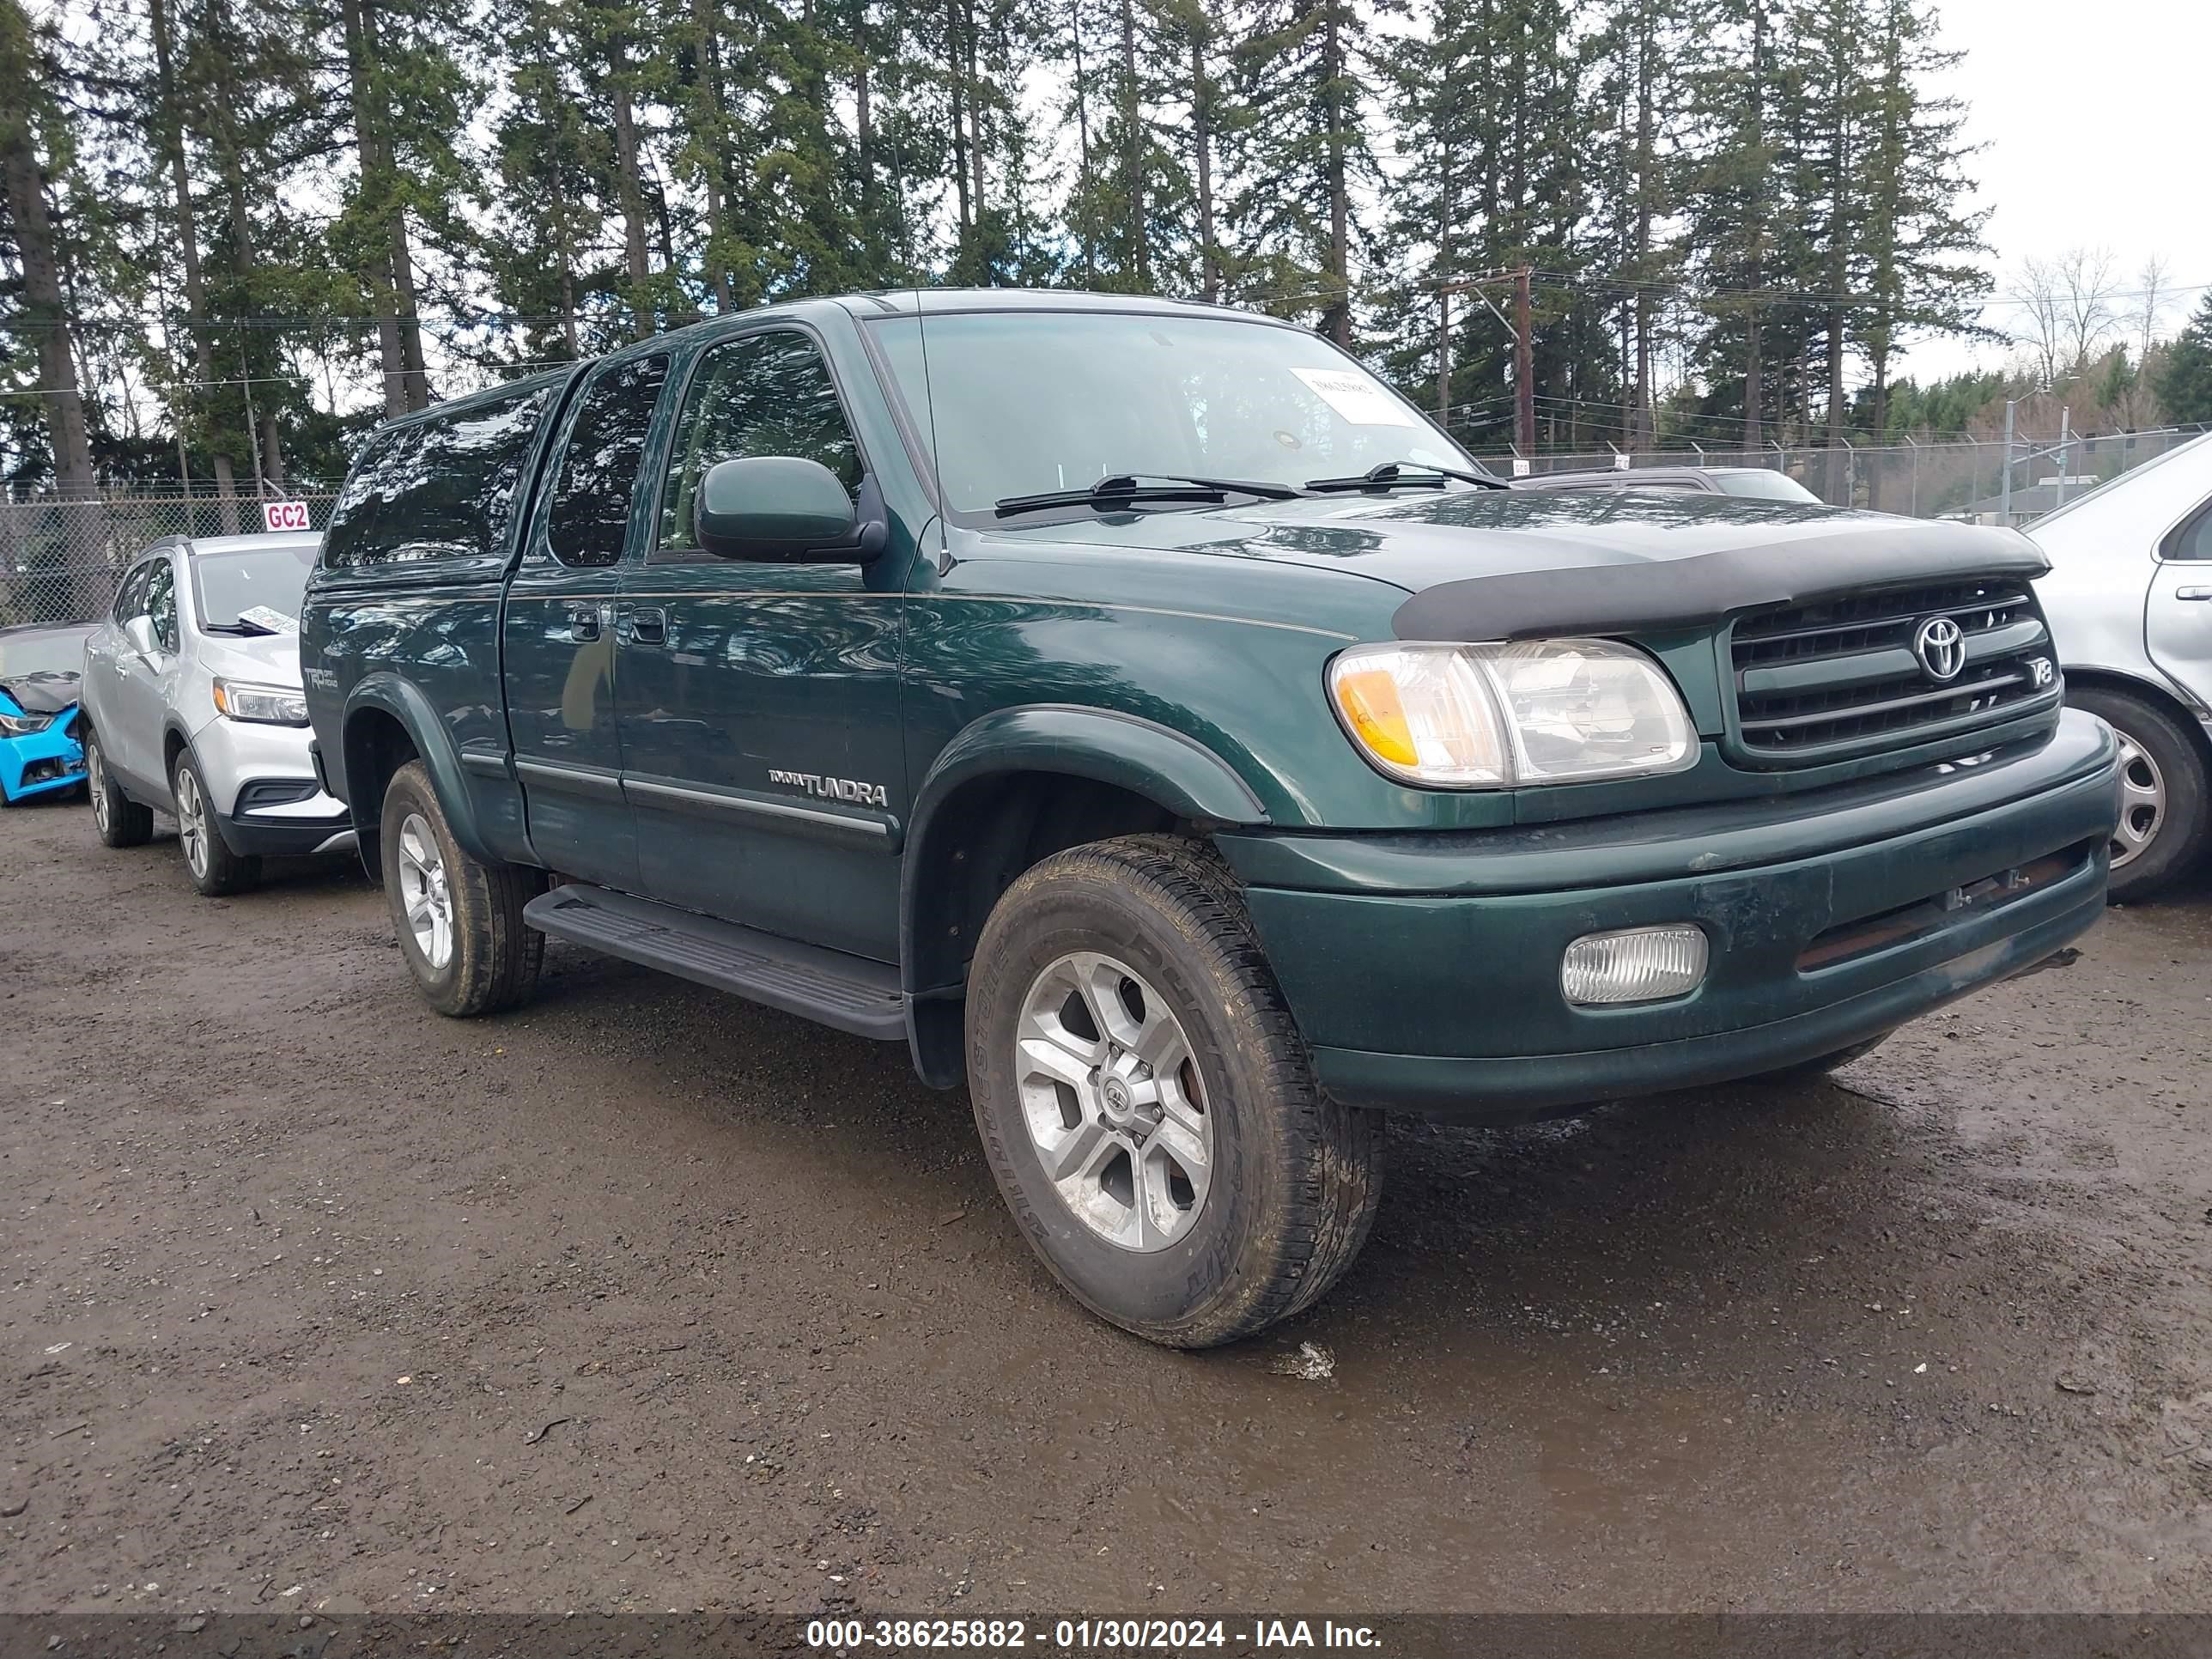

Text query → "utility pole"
[1514,267,1535,458]
[2054,407,2072,510]
[2000,399,2015,524]
[1439,266,1535,455]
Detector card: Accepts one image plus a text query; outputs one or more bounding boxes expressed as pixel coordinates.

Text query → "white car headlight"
[212,678,309,726]
[1328,639,1697,788]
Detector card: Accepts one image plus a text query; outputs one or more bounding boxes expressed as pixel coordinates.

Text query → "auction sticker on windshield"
[1291,366,1420,428]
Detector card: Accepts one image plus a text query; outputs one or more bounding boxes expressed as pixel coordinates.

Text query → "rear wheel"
[84,726,153,848]
[2069,687,2209,902]
[171,749,261,896]
[379,760,544,1017]
[965,835,1383,1348]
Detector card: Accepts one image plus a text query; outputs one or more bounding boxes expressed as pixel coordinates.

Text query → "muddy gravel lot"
[3,793,2209,1619]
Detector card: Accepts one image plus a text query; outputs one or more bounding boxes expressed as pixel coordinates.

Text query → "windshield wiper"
[202,620,277,637]
[994,472,1303,518]
[1304,460,1508,494]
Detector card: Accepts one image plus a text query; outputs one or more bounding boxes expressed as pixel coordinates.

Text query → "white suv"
[2032,431,2212,900]
[79,532,352,896]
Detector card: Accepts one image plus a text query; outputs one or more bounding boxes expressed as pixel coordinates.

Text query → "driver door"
[614,326,909,960]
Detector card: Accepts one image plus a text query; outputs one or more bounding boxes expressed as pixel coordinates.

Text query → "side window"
[320,427,408,569]
[2165,497,2212,562]
[112,562,152,623]
[653,331,863,561]
[322,384,551,569]
[145,560,179,652]
[546,354,672,568]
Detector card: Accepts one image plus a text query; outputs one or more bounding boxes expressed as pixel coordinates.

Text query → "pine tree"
[2159,292,2212,427]
[0,0,100,502]
[1227,0,1383,345]
[1852,0,1984,499]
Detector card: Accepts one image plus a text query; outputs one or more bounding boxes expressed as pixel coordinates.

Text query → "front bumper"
[1221,710,2121,1121]
[1,714,86,801]
[215,797,356,858]
[185,713,349,854]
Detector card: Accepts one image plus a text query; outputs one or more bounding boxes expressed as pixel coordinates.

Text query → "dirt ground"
[3,791,2209,1620]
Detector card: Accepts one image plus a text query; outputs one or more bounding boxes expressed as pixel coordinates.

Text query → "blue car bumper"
[0,702,86,801]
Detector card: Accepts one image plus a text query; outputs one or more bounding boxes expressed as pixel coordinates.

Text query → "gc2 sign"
[262,499,311,533]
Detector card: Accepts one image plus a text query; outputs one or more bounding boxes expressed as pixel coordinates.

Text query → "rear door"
[503,350,672,890]
[614,325,908,961]
[2145,490,2212,705]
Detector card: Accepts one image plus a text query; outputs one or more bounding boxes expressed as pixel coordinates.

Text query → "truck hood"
[998,489,2048,638]
[198,629,304,687]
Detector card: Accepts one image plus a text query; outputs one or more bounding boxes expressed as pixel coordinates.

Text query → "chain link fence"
[0,492,340,628]
[6,424,2208,628]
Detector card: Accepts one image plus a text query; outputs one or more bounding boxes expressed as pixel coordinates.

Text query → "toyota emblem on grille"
[1912,615,1966,683]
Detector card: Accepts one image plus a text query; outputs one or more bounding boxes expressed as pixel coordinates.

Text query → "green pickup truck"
[301,289,2120,1346]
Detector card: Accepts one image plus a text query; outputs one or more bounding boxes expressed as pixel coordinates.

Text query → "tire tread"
[976,833,1382,1346]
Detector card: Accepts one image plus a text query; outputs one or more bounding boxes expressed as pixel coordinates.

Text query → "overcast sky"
[1908,0,2211,379]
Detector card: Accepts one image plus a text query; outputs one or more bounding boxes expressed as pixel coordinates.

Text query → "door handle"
[567,603,601,641]
[2176,586,2212,601]
[625,605,667,646]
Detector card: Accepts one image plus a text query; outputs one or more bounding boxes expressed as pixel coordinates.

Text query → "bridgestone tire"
[2069,687,2209,904]
[965,834,1383,1348]
[380,760,544,1018]
[84,726,153,848]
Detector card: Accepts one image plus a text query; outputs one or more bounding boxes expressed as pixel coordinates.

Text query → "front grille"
[1728,577,2061,765]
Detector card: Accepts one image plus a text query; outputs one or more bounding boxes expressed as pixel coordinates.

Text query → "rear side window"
[322,383,553,568]
[2165,497,2212,562]
[546,354,672,568]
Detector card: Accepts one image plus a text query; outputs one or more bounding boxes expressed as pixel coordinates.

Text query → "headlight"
[212,678,309,726]
[1328,639,1697,788]
[0,710,52,736]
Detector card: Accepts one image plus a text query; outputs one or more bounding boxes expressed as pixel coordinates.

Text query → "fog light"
[1561,924,1708,1006]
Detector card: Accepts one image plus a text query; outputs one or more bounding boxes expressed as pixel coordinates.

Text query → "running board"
[522,884,906,1041]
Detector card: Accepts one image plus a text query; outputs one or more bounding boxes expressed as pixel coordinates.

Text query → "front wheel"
[2068,687,2209,903]
[171,749,261,896]
[379,760,544,1017]
[965,835,1383,1348]
[84,726,153,848]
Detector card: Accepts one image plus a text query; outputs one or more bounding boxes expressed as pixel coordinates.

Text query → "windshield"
[191,542,318,629]
[0,627,94,679]
[867,309,1491,515]
[1715,470,1820,503]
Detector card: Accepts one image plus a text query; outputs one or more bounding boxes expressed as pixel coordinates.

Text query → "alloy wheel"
[397,811,454,970]
[88,739,110,836]
[1013,951,1213,1253]
[2112,728,2166,871]
[173,763,209,878]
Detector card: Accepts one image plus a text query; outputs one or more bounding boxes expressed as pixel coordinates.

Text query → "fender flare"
[900,702,1268,993]
[340,675,495,867]
[911,703,1270,836]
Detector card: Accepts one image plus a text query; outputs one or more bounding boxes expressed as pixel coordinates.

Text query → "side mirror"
[694,456,885,563]
[124,616,159,659]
